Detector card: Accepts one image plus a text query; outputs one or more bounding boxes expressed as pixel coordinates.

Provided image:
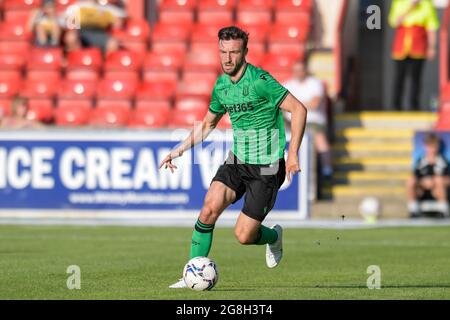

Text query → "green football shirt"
[209,63,289,165]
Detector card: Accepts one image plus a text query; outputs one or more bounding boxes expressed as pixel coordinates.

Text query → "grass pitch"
[0,225,450,299]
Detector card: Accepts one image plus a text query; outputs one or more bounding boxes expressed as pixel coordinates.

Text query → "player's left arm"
[279,93,308,182]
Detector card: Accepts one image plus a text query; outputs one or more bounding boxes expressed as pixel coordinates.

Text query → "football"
[183,257,219,291]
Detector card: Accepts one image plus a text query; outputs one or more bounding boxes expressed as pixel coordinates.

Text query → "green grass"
[0,225,450,299]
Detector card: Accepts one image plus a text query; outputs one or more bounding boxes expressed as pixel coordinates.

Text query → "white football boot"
[169,278,187,289]
[266,224,283,268]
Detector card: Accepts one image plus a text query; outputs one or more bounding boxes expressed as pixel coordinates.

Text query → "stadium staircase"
[313,111,438,219]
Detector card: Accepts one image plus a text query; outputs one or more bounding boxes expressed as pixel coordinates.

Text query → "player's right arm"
[160,84,225,172]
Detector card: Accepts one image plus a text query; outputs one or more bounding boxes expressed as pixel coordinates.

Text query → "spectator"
[283,59,333,180]
[407,133,450,218]
[62,0,127,55]
[388,0,439,110]
[0,97,44,129]
[28,0,62,47]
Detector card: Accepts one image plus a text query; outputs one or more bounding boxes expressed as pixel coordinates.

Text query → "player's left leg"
[234,213,283,268]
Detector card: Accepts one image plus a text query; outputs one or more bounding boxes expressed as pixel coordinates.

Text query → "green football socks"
[255,225,278,245]
[189,219,215,259]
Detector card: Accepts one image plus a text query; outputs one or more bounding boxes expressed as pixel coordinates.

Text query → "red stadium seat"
[436,111,450,130]
[26,70,61,82]
[0,77,21,98]
[0,40,30,54]
[135,99,172,112]
[191,23,229,43]
[262,53,298,72]
[55,100,92,126]
[65,69,99,81]
[136,80,176,100]
[274,10,311,27]
[114,19,150,41]
[0,52,26,69]
[3,9,33,22]
[128,107,170,128]
[0,70,21,82]
[176,78,215,99]
[182,70,217,84]
[0,99,13,116]
[236,0,273,26]
[152,23,191,42]
[175,96,209,112]
[58,98,93,109]
[183,50,220,72]
[197,0,235,25]
[97,79,138,99]
[58,79,97,99]
[236,10,272,26]
[4,0,41,10]
[269,23,310,42]
[143,69,179,83]
[26,98,54,122]
[236,24,269,42]
[0,21,32,40]
[103,71,140,81]
[104,50,143,71]
[144,51,185,70]
[169,109,206,127]
[67,48,103,70]
[27,47,63,70]
[158,0,196,24]
[275,0,313,11]
[91,100,131,127]
[268,42,305,59]
[23,78,58,98]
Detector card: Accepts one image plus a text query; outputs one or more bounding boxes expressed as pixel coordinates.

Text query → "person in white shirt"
[283,59,333,179]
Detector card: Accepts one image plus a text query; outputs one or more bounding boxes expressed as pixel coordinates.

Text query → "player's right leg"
[169,181,236,289]
[189,181,236,258]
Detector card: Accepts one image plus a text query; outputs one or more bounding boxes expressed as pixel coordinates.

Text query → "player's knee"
[234,229,255,245]
[200,200,221,223]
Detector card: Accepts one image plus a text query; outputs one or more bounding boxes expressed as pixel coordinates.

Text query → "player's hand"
[427,47,436,60]
[286,154,301,183]
[159,151,181,173]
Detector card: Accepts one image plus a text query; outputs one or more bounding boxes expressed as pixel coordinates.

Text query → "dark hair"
[424,133,440,146]
[218,26,249,50]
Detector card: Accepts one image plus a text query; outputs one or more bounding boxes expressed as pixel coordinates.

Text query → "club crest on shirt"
[243,85,249,96]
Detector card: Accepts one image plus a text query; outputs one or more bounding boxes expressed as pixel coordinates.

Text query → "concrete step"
[333,171,409,186]
[334,112,437,130]
[322,185,406,198]
[311,199,408,219]
[333,156,411,171]
[334,128,414,143]
[332,142,412,157]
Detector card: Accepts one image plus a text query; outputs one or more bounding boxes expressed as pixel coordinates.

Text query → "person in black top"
[407,133,450,217]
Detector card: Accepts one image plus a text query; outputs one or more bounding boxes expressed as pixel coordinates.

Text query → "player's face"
[425,143,439,157]
[219,39,247,76]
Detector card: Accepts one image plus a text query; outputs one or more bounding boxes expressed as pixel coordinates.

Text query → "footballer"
[159,26,308,288]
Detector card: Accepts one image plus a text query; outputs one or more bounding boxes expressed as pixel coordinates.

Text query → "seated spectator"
[0,97,45,129]
[407,133,450,218]
[28,0,62,47]
[283,59,333,180]
[62,0,127,55]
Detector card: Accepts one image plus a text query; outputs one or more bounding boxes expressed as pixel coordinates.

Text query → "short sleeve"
[254,71,289,108]
[208,87,225,115]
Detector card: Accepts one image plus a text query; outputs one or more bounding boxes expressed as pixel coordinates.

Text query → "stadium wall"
[0,130,312,225]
